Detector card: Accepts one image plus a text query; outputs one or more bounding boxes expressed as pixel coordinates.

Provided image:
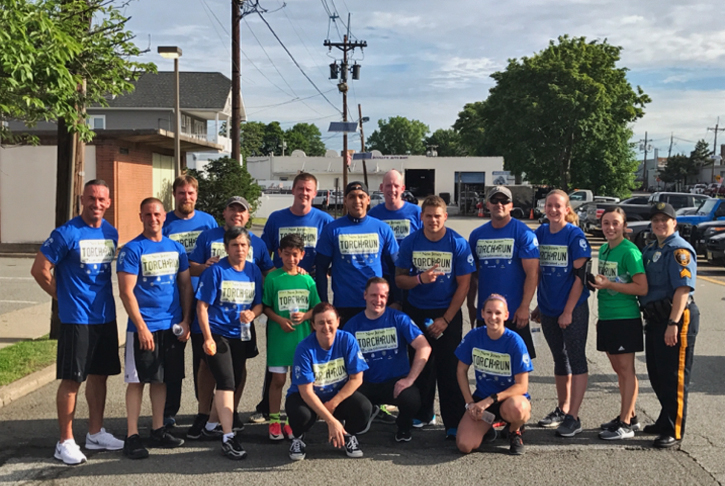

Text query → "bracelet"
[416,273,423,285]
[443,316,450,325]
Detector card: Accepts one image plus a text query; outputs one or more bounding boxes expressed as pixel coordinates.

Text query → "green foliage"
[285,123,326,156]
[425,128,466,157]
[659,154,696,186]
[186,157,262,224]
[239,121,327,158]
[0,335,57,386]
[0,0,156,144]
[367,116,430,155]
[690,139,713,173]
[460,35,650,196]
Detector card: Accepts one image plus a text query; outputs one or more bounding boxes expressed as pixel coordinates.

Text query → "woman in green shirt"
[591,207,648,440]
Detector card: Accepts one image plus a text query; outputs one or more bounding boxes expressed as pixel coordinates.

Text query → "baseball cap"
[487,186,512,202]
[225,196,249,211]
[344,181,369,196]
[650,202,676,219]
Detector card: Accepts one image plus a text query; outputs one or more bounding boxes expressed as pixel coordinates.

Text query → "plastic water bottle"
[240,320,252,342]
[290,305,300,323]
[530,321,543,348]
[172,324,184,336]
[424,318,442,340]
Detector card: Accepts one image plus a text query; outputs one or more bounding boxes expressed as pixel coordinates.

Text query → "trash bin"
[440,192,451,205]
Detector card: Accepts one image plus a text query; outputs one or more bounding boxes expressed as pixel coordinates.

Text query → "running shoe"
[221,434,247,460]
[556,415,582,437]
[54,439,87,465]
[186,413,209,440]
[600,415,640,431]
[149,427,184,448]
[269,422,285,441]
[344,434,363,458]
[538,407,566,428]
[395,429,412,442]
[482,427,497,443]
[375,405,398,424]
[248,412,268,424]
[123,434,149,460]
[282,423,294,440]
[599,419,634,440]
[359,405,378,435]
[509,430,525,455]
[85,428,124,451]
[289,436,306,461]
[412,415,437,428]
[201,424,223,440]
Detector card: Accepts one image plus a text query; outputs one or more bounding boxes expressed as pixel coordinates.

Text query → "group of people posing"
[31,168,699,466]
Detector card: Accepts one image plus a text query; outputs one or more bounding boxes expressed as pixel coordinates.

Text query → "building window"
[86,115,105,130]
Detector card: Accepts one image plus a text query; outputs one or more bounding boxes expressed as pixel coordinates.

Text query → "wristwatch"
[465,402,474,410]
[489,393,499,404]
[667,319,678,327]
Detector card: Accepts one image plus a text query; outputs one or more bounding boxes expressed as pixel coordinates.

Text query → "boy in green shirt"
[263,234,321,441]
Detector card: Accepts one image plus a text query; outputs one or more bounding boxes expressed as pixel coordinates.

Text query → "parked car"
[312,190,330,209]
[676,198,725,254]
[370,192,384,208]
[691,184,708,194]
[706,232,725,265]
[402,190,418,205]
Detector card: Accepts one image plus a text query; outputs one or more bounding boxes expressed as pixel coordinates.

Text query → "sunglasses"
[489,198,511,205]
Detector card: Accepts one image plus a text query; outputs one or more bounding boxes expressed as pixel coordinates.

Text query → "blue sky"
[122,0,725,158]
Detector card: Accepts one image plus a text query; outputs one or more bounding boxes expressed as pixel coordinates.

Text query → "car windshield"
[696,199,717,215]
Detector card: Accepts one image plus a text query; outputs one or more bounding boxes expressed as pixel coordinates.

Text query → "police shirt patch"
[674,249,691,266]
[579,239,588,250]
[653,251,661,262]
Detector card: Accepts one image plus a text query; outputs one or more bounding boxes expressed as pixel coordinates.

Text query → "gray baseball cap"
[487,186,512,202]
[225,196,249,211]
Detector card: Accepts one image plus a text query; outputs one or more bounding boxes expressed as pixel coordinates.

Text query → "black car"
[402,191,418,205]
[706,232,725,265]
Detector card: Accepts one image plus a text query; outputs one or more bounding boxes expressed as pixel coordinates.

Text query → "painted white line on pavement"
[0,300,40,304]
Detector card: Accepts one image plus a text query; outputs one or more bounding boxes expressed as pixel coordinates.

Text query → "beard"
[177,201,195,215]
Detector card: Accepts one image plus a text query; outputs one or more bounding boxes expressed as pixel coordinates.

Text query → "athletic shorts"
[206,334,248,391]
[124,330,185,384]
[57,321,121,382]
[268,366,289,374]
[596,318,644,354]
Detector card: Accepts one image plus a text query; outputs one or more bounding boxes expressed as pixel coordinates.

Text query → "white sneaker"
[54,439,87,465]
[85,428,124,451]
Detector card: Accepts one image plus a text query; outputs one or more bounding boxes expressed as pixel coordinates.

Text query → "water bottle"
[290,305,300,324]
[172,323,184,336]
[530,321,543,348]
[424,318,442,340]
[240,320,252,342]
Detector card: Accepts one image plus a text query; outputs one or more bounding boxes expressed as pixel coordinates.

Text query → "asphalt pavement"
[0,217,723,485]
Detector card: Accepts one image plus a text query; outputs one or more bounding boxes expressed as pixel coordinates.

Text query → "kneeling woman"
[455,295,533,455]
[285,302,372,461]
[197,226,263,460]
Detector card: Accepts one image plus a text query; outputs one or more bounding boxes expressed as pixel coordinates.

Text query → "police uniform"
[640,203,699,447]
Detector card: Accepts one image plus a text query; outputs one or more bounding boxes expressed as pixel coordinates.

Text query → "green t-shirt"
[262,268,321,367]
[597,239,645,320]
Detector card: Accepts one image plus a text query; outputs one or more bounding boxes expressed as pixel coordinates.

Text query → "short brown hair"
[173,175,199,193]
[421,195,446,213]
[293,172,317,189]
[311,302,339,323]
[140,197,164,211]
[365,276,389,291]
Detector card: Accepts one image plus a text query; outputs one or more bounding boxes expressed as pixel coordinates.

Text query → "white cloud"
[364,12,435,29]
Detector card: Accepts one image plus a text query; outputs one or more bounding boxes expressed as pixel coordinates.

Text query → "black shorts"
[206,334,248,391]
[473,394,504,422]
[124,329,185,384]
[57,321,121,382]
[596,318,644,354]
[245,321,260,359]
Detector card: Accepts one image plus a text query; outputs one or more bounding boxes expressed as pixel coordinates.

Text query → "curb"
[0,364,56,409]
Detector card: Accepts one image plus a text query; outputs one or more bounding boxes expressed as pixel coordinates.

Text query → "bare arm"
[196,300,216,355]
[513,258,539,328]
[394,335,431,398]
[118,272,154,351]
[30,253,56,300]
[427,273,471,337]
[591,272,648,296]
[558,257,587,328]
[263,306,295,333]
[395,265,444,290]
[176,269,193,340]
[467,270,479,328]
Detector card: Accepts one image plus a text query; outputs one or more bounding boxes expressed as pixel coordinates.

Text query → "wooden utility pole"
[640,132,649,190]
[708,118,725,183]
[231,0,243,163]
[358,103,368,187]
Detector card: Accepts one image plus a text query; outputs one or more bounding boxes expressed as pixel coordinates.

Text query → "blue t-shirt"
[455,327,533,399]
[316,216,399,308]
[639,231,697,307]
[368,203,422,245]
[534,223,591,316]
[469,219,539,316]
[189,227,274,273]
[344,308,423,384]
[288,330,368,402]
[261,208,334,272]
[396,228,476,309]
[163,210,217,290]
[40,216,117,324]
[117,235,189,333]
[195,258,263,339]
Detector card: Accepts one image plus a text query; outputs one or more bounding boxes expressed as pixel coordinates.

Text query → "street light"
[158,46,183,177]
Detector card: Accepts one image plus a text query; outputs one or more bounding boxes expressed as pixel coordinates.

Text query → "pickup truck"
[676,198,725,254]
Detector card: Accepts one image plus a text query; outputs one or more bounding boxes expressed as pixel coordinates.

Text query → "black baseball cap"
[650,202,676,219]
[344,181,368,196]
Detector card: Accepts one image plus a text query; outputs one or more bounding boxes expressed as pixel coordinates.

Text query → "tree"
[285,123,326,156]
[367,116,430,155]
[690,139,713,177]
[659,154,696,187]
[239,121,267,158]
[0,0,155,143]
[425,128,465,157]
[458,36,650,195]
[187,157,262,224]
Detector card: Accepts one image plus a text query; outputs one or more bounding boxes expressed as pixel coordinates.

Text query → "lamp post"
[158,46,183,176]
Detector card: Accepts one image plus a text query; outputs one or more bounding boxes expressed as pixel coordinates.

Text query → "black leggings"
[358,377,421,432]
[541,302,589,376]
[285,391,373,438]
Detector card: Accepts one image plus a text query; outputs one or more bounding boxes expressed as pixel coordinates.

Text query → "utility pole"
[325,14,366,194]
[708,117,725,183]
[639,132,650,190]
[358,104,368,187]
[231,0,243,163]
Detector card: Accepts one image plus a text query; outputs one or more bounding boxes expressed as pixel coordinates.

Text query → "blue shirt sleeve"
[668,247,696,291]
[510,335,534,374]
[519,228,540,259]
[292,347,315,386]
[253,266,263,306]
[454,236,476,276]
[397,312,423,344]
[455,332,474,365]
[40,228,70,265]
[570,227,592,261]
[395,234,413,270]
[258,240,275,272]
[261,217,276,253]
[189,231,207,264]
[382,224,399,262]
[176,242,190,272]
[116,243,140,275]
[344,333,369,375]
[196,265,219,304]
[316,225,334,257]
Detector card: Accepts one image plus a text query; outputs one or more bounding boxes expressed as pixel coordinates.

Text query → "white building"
[246,150,504,205]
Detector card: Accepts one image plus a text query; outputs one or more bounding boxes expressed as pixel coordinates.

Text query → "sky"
[121,0,725,158]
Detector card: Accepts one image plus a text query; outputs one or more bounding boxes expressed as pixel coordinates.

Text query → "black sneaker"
[289,436,306,461]
[186,413,209,440]
[375,405,398,424]
[201,424,223,440]
[600,415,640,431]
[556,414,583,438]
[599,419,634,440]
[221,434,247,460]
[344,434,363,458]
[394,429,412,442]
[538,407,566,428]
[509,430,525,455]
[359,405,378,435]
[233,412,246,431]
[149,427,184,448]
[482,427,498,443]
[123,434,149,460]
